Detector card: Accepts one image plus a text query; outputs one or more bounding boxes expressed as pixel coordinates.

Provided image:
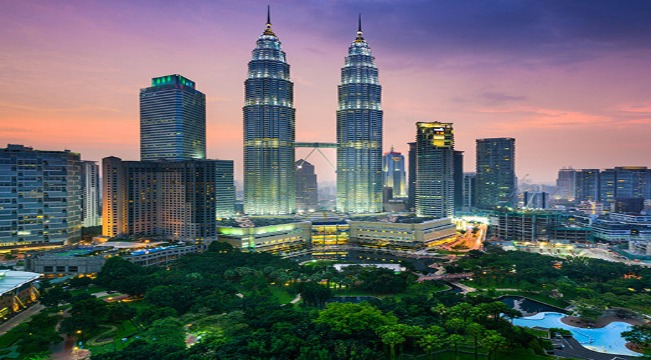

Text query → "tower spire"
[263,5,276,36]
[355,13,365,42]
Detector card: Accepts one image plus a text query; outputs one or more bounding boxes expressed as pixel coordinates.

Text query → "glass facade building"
[574,169,600,202]
[415,122,455,218]
[337,19,383,213]
[0,145,81,248]
[475,138,516,209]
[243,15,296,215]
[296,160,318,212]
[140,74,206,161]
[382,148,406,199]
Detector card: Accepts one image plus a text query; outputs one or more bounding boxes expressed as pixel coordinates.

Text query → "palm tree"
[447,334,465,360]
[466,323,485,360]
[381,331,406,360]
[481,331,507,360]
[418,334,444,360]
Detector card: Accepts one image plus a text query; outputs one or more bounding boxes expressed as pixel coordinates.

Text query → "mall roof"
[0,270,41,296]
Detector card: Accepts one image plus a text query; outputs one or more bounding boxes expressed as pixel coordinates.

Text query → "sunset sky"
[2,0,650,184]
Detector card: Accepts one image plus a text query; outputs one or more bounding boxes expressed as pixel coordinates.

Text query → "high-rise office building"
[475,138,516,209]
[382,148,406,199]
[81,161,100,227]
[140,74,206,161]
[600,167,650,208]
[215,161,236,219]
[0,145,81,248]
[524,191,549,209]
[102,157,234,243]
[575,169,600,203]
[337,16,383,214]
[243,9,296,215]
[296,160,318,211]
[415,122,454,218]
[462,172,477,209]
[453,150,464,212]
[556,168,576,200]
[407,142,416,211]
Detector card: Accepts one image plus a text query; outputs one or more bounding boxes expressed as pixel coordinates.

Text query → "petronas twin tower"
[244,10,382,215]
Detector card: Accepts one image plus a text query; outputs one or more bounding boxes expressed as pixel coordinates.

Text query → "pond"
[499,295,566,315]
[295,249,441,272]
[513,312,639,357]
[329,296,380,304]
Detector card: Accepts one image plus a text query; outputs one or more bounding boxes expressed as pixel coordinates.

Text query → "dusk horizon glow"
[2,0,651,184]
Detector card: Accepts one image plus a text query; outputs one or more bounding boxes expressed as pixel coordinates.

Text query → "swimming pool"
[512,312,640,357]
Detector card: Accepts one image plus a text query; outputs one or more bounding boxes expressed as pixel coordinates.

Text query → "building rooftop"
[349,214,440,224]
[217,217,305,228]
[0,270,41,296]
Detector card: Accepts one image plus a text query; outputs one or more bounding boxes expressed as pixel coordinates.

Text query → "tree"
[418,334,444,360]
[108,302,137,323]
[314,302,397,335]
[574,300,603,324]
[622,325,651,353]
[40,286,71,309]
[466,323,485,360]
[447,334,465,360]
[445,318,467,334]
[449,303,473,322]
[207,241,235,253]
[60,297,109,336]
[144,317,185,349]
[145,285,193,314]
[381,331,405,360]
[481,331,507,360]
[96,257,144,289]
[298,282,333,308]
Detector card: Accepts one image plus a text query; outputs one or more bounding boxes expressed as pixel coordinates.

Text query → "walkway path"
[0,303,44,336]
[552,337,636,360]
[449,282,476,294]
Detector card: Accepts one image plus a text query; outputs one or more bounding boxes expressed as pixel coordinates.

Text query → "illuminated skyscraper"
[407,142,416,210]
[81,160,100,227]
[337,16,383,213]
[243,8,296,215]
[475,138,516,209]
[415,122,455,218]
[382,148,406,198]
[140,74,206,161]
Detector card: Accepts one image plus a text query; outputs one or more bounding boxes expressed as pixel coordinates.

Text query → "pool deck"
[552,337,638,360]
[561,315,645,329]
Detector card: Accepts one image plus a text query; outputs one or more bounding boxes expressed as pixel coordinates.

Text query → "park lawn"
[87,321,141,355]
[69,286,107,297]
[302,259,338,268]
[268,286,295,304]
[0,324,24,348]
[120,299,149,311]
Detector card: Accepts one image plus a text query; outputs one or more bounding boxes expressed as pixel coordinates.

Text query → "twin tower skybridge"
[294,142,337,170]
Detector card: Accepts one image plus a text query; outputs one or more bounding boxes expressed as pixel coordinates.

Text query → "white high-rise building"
[81,161,100,227]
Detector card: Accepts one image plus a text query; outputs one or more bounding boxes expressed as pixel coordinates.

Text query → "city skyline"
[2,1,651,183]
